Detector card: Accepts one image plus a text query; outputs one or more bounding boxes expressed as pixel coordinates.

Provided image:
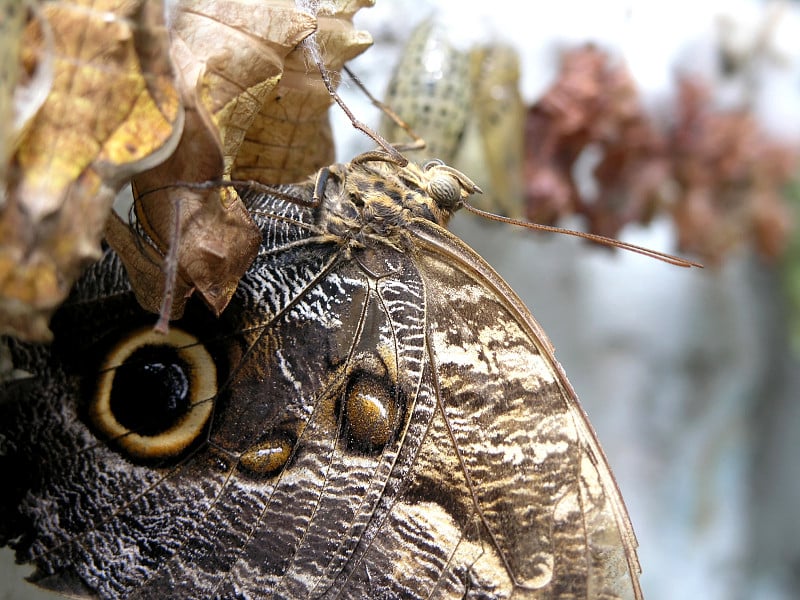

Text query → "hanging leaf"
[524,45,665,235]
[670,78,796,264]
[231,0,375,185]
[119,1,318,320]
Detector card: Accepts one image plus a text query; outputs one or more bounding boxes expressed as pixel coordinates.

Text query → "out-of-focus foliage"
[524,45,665,238]
[781,180,800,355]
[669,78,795,264]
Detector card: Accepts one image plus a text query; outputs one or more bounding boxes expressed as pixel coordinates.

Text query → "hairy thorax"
[314,158,480,252]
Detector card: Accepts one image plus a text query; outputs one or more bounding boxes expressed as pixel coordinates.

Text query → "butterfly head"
[319,156,481,249]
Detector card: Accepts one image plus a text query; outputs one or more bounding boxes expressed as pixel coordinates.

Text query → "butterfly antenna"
[462,202,703,268]
[302,36,408,166]
[342,65,427,154]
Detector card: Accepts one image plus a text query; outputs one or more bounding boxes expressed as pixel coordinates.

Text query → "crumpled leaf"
[522,45,797,263]
[524,45,664,235]
[121,0,318,320]
[670,78,796,264]
[231,0,375,184]
[0,1,33,203]
[0,0,182,341]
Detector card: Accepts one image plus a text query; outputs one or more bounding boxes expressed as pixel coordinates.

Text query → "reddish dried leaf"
[524,46,608,225]
[522,46,796,262]
[524,45,666,236]
[669,78,797,263]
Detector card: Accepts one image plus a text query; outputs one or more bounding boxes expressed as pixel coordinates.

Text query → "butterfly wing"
[0,179,641,599]
[404,217,643,599]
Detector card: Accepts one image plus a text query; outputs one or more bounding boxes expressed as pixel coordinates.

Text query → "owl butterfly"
[0,152,643,599]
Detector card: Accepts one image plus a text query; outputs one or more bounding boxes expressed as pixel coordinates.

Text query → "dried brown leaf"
[0,1,30,199]
[231,0,375,185]
[0,0,181,340]
[122,0,319,319]
[524,46,607,225]
[670,78,797,263]
[524,45,667,236]
[522,51,797,263]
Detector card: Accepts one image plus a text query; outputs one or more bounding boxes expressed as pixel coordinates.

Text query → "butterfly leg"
[312,167,332,206]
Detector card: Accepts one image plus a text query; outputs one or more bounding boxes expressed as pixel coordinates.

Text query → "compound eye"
[90,327,216,460]
[427,173,462,208]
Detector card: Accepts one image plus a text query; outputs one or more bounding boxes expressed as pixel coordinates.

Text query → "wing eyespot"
[238,431,296,478]
[89,327,217,460]
[340,373,402,453]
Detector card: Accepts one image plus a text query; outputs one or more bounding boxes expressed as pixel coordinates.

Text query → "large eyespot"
[90,327,216,460]
[341,374,402,453]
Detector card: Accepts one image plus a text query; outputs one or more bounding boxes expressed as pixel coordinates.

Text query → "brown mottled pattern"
[0,156,641,599]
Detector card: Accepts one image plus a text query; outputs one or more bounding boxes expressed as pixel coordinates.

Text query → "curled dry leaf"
[123,0,374,322]
[522,46,797,263]
[122,0,317,320]
[231,0,375,185]
[669,78,796,264]
[0,1,30,203]
[524,45,665,236]
[0,0,182,341]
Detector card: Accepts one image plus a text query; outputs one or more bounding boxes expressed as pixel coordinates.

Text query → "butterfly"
[0,153,643,599]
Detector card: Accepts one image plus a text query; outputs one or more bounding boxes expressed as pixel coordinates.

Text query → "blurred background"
[3,1,799,598]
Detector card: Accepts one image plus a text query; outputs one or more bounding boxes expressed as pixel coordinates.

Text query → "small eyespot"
[239,432,296,478]
[342,374,401,453]
[90,327,216,460]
